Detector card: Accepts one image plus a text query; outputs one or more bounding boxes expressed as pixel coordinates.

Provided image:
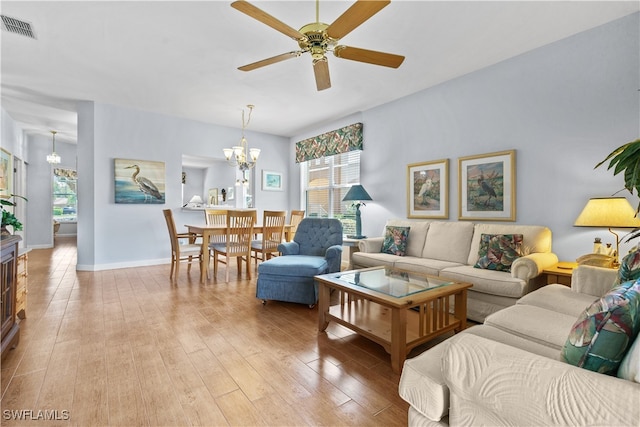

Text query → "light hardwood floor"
[0,236,447,426]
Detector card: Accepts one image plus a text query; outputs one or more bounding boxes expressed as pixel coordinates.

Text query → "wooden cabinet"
[16,250,28,319]
[1,235,21,360]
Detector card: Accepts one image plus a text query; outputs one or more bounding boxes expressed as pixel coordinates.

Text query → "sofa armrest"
[511,252,559,281]
[357,237,384,253]
[571,265,617,297]
[278,241,300,255]
[443,334,639,427]
[325,244,343,273]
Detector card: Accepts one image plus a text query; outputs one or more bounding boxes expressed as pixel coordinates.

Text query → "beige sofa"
[398,265,640,426]
[351,219,558,322]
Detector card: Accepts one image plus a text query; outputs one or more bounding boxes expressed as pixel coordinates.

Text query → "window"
[53,168,77,222]
[302,150,360,235]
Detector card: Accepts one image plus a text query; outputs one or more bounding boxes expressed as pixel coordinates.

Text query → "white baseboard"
[76,257,170,272]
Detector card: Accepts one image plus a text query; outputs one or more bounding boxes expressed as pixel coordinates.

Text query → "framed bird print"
[114,158,165,204]
[407,159,448,219]
[458,150,515,221]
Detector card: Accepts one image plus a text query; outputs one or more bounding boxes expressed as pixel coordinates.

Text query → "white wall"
[76,103,289,270]
[290,13,640,262]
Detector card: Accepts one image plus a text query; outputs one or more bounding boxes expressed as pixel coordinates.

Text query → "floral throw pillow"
[617,246,640,284]
[562,278,640,375]
[473,233,523,272]
[380,226,410,256]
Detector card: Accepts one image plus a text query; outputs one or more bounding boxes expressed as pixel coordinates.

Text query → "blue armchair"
[256,218,343,306]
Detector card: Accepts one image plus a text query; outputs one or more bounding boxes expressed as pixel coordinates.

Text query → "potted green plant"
[1,194,27,235]
[596,138,640,243]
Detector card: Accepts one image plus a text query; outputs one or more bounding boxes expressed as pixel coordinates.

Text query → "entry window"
[53,168,77,222]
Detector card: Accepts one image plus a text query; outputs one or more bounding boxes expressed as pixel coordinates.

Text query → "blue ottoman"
[256,255,329,306]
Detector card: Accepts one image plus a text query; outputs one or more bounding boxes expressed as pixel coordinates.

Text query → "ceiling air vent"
[1,15,36,39]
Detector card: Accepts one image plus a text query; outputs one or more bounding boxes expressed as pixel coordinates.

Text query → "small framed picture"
[407,159,449,218]
[458,150,516,221]
[0,148,12,195]
[262,170,283,191]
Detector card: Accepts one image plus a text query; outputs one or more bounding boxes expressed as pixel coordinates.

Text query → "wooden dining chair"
[251,210,287,267]
[289,210,305,237]
[162,209,202,281]
[205,208,228,269]
[209,210,255,282]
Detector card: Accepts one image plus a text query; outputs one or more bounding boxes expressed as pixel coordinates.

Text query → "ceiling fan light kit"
[231,0,404,91]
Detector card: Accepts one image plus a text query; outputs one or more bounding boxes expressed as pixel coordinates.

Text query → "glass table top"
[330,267,454,298]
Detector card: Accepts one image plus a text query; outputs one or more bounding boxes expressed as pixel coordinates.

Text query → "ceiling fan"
[231,0,405,91]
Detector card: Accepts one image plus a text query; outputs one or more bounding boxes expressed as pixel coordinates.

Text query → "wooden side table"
[542,261,578,286]
[342,237,362,270]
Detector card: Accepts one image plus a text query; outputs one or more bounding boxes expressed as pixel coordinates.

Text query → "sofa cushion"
[517,284,598,318]
[485,304,577,350]
[422,221,474,264]
[351,252,398,269]
[393,257,464,277]
[385,219,430,257]
[467,223,552,266]
[440,265,526,298]
[380,225,410,256]
[561,279,640,375]
[257,255,328,277]
[473,233,522,272]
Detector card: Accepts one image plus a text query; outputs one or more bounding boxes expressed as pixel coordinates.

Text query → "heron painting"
[114,158,165,204]
[458,150,516,221]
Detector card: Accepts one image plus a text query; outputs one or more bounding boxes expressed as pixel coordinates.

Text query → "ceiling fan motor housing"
[298,22,335,60]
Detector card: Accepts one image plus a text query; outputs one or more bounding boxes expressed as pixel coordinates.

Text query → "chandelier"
[46,130,61,164]
[223,104,260,171]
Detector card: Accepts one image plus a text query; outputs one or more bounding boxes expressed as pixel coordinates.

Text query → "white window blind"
[302,150,361,235]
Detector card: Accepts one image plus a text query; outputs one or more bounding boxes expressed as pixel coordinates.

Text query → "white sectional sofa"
[351,219,559,322]
[398,265,640,426]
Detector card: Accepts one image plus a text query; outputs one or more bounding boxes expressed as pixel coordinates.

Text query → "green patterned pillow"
[617,246,640,284]
[473,234,522,272]
[561,279,640,375]
[380,226,410,256]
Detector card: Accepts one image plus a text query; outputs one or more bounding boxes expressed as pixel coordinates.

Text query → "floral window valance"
[295,122,363,163]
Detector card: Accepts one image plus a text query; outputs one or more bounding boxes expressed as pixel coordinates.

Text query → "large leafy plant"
[1,194,27,232]
[596,138,640,242]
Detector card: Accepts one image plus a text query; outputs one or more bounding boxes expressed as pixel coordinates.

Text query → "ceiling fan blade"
[231,0,305,40]
[326,0,390,40]
[313,60,331,91]
[334,45,404,68]
[238,51,301,71]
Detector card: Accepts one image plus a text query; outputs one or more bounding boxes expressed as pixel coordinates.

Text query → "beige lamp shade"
[574,197,640,228]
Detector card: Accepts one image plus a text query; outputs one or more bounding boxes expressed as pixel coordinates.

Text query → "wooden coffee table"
[315,266,472,373]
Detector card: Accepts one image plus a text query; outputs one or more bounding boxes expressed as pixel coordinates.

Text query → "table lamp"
[574,196,640,265]
[343,185,372,239]
[188,195,204,208]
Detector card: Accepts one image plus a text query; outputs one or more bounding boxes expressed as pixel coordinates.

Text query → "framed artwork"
[407,159,449,218]
[114,158,166,204]
[0,148,12,196]
[208,188,218,205]
[262,170,283,191]
[458,150,516,221]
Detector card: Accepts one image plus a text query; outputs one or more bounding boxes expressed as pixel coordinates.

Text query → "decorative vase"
[1,225,11,236]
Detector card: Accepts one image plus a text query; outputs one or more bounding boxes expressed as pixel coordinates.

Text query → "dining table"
[185,223,293,283]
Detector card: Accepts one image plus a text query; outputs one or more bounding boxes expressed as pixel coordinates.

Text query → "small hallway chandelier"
[46,130,61,164]
[223,104,260,171]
